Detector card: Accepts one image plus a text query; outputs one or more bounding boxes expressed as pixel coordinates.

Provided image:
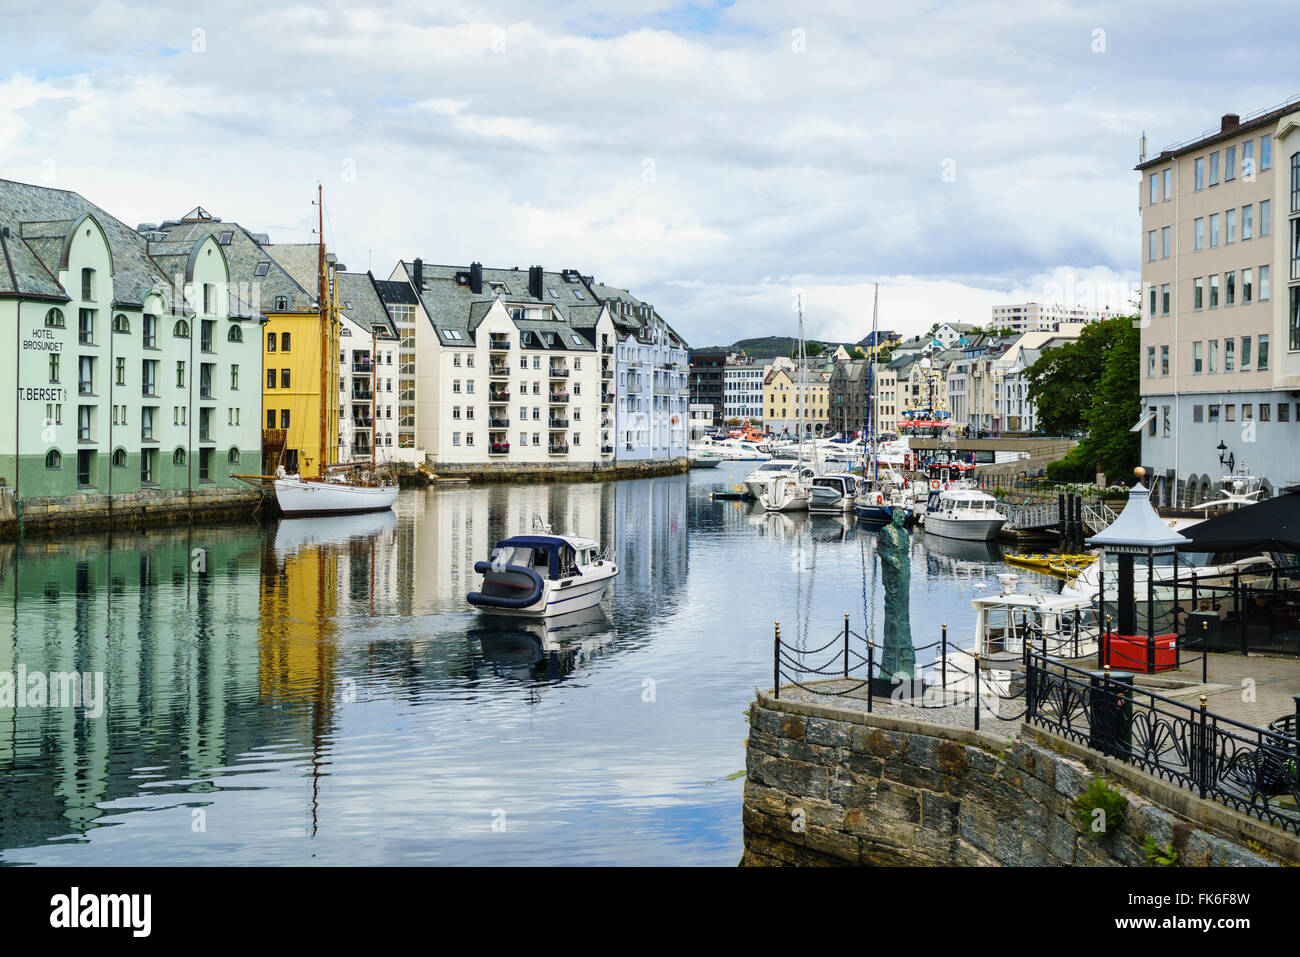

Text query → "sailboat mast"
[871,282,879,483]
[317,185,329,476]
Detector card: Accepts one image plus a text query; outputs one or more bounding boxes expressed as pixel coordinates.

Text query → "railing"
[601,393,615,403]
[489,338,510,351]
[490,442,510,454]
[548,418,569,429]
[549,367,570,378]
[601,445,614,454]
[1026,649,1300,834]
[548,443,569,454]
[489,417,509,428]
[488,364,510,377]
[1166,563,1300,658]
[489,390,511,402]
[549,393,570,403]
[351,359,372,373]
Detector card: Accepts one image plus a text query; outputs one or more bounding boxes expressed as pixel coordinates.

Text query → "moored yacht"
[467,533,619,617]
[922,489,1007,541]
[808,473,859,512]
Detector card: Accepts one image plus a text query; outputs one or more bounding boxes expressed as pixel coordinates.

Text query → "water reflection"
[0,471,1055,865]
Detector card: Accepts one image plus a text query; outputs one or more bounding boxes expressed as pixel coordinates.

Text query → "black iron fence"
[1169,563,1300,658]
[1026,649,1300,834]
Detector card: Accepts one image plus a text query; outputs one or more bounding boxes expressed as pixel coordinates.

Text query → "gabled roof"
[337,271,397,337]
[0,178,172,306]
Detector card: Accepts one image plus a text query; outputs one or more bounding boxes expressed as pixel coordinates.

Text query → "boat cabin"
[488,534,601,581]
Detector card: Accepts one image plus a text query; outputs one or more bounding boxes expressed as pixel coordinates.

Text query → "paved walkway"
[778,651,1300,738]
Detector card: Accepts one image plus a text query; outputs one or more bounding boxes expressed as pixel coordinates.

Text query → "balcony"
[601,344,614,355]
[489,441,510,455]
[601,392,614,404]
[351,387,373,401]
[549,365,569,378]
[601,445,614,455]
[351,415,373,429]
[489,389,511,402]
[547,443,569,455]
[549,392,570,403]
[626,382,642,394]
[600,417,612,428]
[627,358,641,368]
[489,416,510,428]
[489,363,511,377]
[489,335,510,352]
[351,358,373,374]
[548,417,569,429]
[601,364,613,379]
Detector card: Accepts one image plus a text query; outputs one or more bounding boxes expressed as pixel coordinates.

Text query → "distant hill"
[697,335,859,359]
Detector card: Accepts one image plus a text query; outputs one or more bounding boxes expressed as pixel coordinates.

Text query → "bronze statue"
[875,508,916,682]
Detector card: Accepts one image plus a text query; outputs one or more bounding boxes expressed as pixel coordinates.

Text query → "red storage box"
[1102,632,1177,673]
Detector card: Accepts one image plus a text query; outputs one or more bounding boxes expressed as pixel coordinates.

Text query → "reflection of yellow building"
[258,536,338,704]
[261,246,342,478]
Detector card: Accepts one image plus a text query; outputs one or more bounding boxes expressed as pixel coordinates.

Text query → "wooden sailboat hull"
[273,477,398,517]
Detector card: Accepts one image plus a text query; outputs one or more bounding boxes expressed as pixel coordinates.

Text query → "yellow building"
[261,246,341,478]
[764,366,830,435]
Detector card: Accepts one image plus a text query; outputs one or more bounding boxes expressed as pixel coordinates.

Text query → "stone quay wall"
[431,458,689,484]
[4,485,263,539]
[742,690,1300,867]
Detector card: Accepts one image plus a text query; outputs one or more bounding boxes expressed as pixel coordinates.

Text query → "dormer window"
[274,296,288,311]
[254,262,270,278]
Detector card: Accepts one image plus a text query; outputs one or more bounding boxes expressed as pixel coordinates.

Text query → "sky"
[2,0,1298,347]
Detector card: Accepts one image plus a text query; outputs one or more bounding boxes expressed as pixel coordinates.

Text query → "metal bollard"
[843,613,850,679]
[867,640,875,714]
[941,623,948,689]
[973,651,981,730]
[773,622,781,699]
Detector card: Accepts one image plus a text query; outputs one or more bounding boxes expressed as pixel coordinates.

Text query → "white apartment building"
[336,271,400,464]
[381,261,619,470]
[991,302,1114,333]
[723,363,766,423]
[1138,103,1300,503]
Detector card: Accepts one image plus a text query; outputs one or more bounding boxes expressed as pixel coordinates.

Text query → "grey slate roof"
[0,178,172,306]
[153,216,315,316]
[337,271,397,338]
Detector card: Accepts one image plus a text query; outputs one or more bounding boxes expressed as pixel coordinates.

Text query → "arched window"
[45,308,65,328]
[44,449,62,469]
[174,319,190,338]
[112,448,127,468]
[227,325,243,343]
[172,447,187,466]
[112,314,130,333]
[227,447,240,464]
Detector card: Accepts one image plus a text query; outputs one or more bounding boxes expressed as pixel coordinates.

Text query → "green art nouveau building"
[0,180,265,528]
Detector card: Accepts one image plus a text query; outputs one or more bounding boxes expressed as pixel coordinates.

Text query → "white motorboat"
[467,532,619,617]
[743,461,815,499]
[758,473,811,512]
[808,473,859,512]
[273,473,399,517]
[922,489,1006,541]
[689,451,723,469]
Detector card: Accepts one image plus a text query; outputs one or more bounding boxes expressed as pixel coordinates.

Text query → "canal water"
[0,469,1059,865]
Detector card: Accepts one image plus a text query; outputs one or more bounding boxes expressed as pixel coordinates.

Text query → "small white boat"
[808,473,859,512]
[922,489,1006,541]
[273,474,399,517]
[758,474,810,512]
[689,452,723,469]
[743,461,814,500]
[467,533,619,617]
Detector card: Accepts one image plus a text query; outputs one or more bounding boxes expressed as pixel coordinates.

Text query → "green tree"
[1039,317,1140,482]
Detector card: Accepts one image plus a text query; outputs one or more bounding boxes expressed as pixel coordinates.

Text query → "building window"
[1148,173,1157,204]
[1262,134,1272,170]
[1226,208,1236,244]
[1224,338,1235,372]
[81,268,95,301]
[1193,405,1203,423]
[266,369,276,389]
[1194,157,1204,190]
[1161,283,1170,315]
[1242,336,1252,370]
[45,307,65,328]
[113,314,130,333]
[45,449,61,469]
[1226,145,1236,181]
[1193,341,1202,373]
[1193,277,1203,309]
[173,319,189,338]
[78,309,95,344]
[143,314,157,348]
[1261,264,1271,301]
[231,364,239,390]
[280,332,291,351]
[1209,212,1220,247]
[1209,274,1219,308]
[1259,334,1270,370]
[173,447,186,466]
[1147,230,1157,262]
[281,410,290,429]
[1162,168,1171,200]
[1161,226,1170,259]
[1242,204,1253,240]
[228,325,243,342]
[1160,345,1169,376]
[228,447,240,464]
[112,447,127,468]
[280,369,290,389]
[1208,151,1219,186]
[1209,339,1219,373]
[1194,217,1204,250]
[1291,287,1300,351]
[1225,271,1235,306]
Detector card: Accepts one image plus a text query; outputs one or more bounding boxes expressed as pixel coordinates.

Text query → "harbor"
[0,468,1090,865]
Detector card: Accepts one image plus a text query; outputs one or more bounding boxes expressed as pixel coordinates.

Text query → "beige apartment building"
[1137,103,1300,503]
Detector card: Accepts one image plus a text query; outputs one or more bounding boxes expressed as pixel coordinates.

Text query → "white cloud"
[0,0,1291,347]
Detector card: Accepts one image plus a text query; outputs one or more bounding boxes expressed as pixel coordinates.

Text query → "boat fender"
[466,563,546,609]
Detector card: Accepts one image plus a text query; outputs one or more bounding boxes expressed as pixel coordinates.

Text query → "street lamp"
[1216,440,1234,473]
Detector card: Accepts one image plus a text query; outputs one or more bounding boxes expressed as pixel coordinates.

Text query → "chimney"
[413,258,423,290]
[1221,113,1240,133]
[469,261,483,295]
[528,265,544,300]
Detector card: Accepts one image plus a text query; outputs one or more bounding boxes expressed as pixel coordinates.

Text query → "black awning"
[1176,492,1300,553]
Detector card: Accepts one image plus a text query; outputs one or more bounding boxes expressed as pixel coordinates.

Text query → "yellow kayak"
[1005,553,1056,570]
